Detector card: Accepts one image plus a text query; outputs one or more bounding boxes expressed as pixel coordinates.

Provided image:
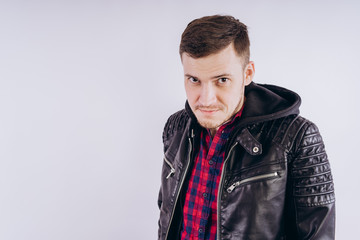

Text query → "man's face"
[182,43,254,131]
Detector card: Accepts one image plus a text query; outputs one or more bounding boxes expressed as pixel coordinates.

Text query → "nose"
[199,84,216,107]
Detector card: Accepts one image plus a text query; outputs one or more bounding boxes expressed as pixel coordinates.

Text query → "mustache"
[195,105,224,111]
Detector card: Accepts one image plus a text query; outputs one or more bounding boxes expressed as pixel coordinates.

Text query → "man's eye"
[189,77,198,83]
[218,78,229,84]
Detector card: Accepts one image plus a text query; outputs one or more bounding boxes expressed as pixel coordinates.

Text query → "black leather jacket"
[158,82,335,240]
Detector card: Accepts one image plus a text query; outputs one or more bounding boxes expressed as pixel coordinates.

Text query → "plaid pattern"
[181,109,243,240]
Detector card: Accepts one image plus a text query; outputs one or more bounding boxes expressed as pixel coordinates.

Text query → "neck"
[207,97,246,137]
[209,128,217,137]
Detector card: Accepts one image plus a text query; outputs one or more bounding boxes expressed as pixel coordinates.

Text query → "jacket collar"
[185,81,301,128]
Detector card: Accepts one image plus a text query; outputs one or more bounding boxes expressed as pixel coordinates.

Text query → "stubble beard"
[197,119,222,130]
[196,96,244,131]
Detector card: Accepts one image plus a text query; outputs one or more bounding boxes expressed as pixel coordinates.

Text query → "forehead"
[181,44,243,77]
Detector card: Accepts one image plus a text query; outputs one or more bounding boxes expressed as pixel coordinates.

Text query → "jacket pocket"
[164,157,175,179]
[227,172,280,193]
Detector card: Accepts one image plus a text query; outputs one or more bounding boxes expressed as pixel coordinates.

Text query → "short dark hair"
[180,15,250,66]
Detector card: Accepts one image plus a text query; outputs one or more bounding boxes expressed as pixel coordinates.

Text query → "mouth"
[198,109,219,114]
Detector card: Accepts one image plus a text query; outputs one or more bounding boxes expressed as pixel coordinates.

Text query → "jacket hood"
[185,82,301,126]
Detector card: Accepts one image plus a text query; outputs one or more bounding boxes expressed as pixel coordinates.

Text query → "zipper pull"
[226,172,280,193]
[166,168,175,179]
[227,182,239,193]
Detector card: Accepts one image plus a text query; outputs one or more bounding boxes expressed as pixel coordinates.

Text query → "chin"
[197,118,223,130]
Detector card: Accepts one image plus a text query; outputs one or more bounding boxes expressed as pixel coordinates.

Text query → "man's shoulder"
[162,109,190,143]
[256,114,320,151]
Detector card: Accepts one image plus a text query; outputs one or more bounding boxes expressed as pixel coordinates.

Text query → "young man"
[158,15,335,240]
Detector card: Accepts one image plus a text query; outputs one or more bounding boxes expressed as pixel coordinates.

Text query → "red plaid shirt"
[181,109,243,240]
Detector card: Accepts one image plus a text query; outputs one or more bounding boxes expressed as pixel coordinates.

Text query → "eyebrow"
[211,74,232,79]
[184,73,232,79]
[184,74,195,78]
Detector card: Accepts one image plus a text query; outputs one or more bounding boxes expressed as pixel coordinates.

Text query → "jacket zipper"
[164,157,175,179]
[165,136,193,240]
[217,142,238,240]
[226,172,280,193]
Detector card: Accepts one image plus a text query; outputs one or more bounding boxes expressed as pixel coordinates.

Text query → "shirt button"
[198,228,203,233]
[203,192,208,198]
[209,160,214,165]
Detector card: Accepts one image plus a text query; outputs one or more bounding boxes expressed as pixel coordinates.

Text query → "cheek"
[221,90,241,109]
[184,84,191,98]
[185,87,198,104]
[218,90,232,103]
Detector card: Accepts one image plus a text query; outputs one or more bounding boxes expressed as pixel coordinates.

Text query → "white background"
[0,0,359,239]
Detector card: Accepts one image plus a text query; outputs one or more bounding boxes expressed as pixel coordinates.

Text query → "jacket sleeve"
[157,122,166,240]
[288,121,335,239]
[157,187,162,239]
[157,112,172,240]
[157,109,189,240]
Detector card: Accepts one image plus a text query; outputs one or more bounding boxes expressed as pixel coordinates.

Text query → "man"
[157,15,335,240]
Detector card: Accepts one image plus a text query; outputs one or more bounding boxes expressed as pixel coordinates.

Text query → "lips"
[199,109,219,114]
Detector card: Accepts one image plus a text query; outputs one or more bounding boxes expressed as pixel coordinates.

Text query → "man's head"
[180,15,250,68]
[180,15,255,132]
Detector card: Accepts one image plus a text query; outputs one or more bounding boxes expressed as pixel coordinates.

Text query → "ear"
[244,61,255,86]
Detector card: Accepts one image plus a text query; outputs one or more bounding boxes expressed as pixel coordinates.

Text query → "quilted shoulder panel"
[291,121,335,207]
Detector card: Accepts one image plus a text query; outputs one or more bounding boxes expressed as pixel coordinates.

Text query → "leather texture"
[158,82,335,240]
